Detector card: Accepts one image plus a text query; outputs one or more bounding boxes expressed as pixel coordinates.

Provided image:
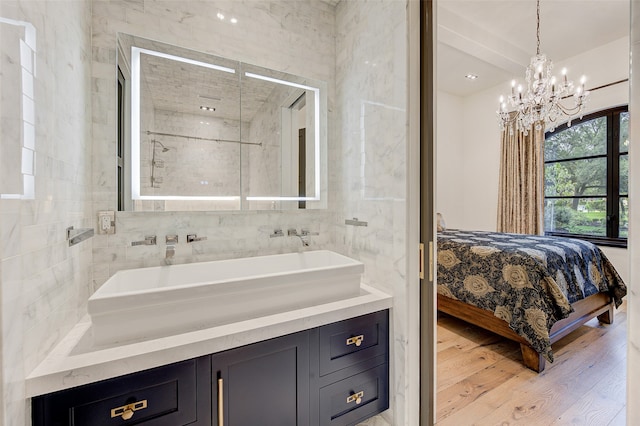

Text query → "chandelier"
[497,0,589,135]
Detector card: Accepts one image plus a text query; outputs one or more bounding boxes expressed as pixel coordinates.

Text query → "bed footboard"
[437,292,614,373]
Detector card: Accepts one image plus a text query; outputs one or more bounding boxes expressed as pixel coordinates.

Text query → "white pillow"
[437,212,446,232]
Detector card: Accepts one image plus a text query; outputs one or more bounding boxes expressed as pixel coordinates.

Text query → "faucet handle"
[270,229,284,238]
[131,235,157,246]
[301,229,319,236]
[166,234,178,244]
[187,234,207,243]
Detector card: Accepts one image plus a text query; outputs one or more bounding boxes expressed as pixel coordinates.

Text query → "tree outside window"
[544,106,629,247]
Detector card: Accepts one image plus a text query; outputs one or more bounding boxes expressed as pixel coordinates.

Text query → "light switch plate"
[98,211,115,234]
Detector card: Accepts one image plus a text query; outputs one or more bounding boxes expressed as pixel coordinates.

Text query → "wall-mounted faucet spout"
[165,244,176,264]
[287,228,318,247]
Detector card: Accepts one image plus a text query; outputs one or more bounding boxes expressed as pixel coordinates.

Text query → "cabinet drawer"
[319,364,389,426]
[319,310,388,376]
[32,358,208,426]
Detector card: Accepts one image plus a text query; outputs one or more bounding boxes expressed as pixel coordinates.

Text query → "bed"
[436,229,627,372]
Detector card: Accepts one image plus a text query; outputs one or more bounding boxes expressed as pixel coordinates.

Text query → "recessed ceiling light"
[230,17,238,24]
[200,105,216,112]
[217,12,225,20]
[465,74,479,80]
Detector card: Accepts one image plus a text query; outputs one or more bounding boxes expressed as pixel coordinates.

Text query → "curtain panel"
[496,122,544,235]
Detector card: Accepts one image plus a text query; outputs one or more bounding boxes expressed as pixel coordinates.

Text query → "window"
[544,106,629,247]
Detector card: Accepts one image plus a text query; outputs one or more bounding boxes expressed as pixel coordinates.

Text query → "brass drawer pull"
[110,399,147,420]
[346,335,364,347]
[346,390,364,405]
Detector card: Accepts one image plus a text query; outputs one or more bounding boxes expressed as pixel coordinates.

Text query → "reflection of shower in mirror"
[151,139,172,188]
[153,139,171,152]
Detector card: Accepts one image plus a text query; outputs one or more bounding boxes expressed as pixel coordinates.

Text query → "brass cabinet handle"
[217,377,224,426]
[346,335,364,347]
[346,390,364,405]
[110,400,147,420]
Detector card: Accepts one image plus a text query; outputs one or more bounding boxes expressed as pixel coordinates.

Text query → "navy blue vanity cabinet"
[31,357,210,426]
[310,310,389,426]
[211,330,310,426]
[31,309,389,426]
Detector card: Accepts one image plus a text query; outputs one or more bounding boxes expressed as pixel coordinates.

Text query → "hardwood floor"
[436,301,627,425]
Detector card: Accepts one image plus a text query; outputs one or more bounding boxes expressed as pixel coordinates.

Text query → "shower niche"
[117,34,327,212]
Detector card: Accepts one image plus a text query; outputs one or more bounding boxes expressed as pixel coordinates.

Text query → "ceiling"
[437,0,630,97]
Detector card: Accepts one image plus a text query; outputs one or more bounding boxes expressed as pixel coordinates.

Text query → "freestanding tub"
[88,250,364,346]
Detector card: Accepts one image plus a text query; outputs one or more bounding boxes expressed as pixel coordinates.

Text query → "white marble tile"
[0,1,93,424]
[335,1,409,424]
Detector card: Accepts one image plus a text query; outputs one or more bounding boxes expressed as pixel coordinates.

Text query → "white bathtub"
[88,250,364,346]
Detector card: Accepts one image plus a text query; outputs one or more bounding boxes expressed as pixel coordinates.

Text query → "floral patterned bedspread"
[437,229,627,362]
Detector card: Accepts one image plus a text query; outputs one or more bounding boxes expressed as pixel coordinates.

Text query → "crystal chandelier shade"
[497,0,589,135]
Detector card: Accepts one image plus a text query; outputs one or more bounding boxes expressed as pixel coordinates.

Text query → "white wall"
[436,91,465,228]
[0,1,93,424]
[437,36,630,278]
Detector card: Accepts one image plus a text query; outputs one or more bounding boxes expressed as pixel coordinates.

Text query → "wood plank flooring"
[436,301,627,425]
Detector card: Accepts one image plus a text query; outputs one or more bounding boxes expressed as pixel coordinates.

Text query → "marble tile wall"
[244,81,288,202]
[335,1,410,425]
[0,1,93,424]
[628,1,639,422]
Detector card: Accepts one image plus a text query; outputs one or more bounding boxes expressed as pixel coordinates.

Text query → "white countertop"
[26,284,392,397]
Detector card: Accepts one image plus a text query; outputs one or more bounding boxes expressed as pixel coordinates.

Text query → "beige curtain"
[496,122,544,235]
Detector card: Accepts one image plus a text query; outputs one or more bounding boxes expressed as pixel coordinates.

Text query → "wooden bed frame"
[437,292,615,372]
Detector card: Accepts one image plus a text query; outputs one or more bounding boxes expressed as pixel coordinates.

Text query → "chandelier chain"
[536,0,541,55]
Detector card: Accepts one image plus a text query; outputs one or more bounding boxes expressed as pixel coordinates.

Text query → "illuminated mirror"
[117,34,327,211]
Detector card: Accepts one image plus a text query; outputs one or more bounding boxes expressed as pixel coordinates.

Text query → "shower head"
[152,140,171,152]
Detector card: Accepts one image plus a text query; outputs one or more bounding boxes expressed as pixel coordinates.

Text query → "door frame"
[417,0,436,424]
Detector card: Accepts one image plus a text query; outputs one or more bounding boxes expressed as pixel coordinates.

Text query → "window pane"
[620,153,629,194]
[544,198,607,236]
[545,116,607,161]
[620,112,629,154]
[544,158,607,197]
[620,196,629,238]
